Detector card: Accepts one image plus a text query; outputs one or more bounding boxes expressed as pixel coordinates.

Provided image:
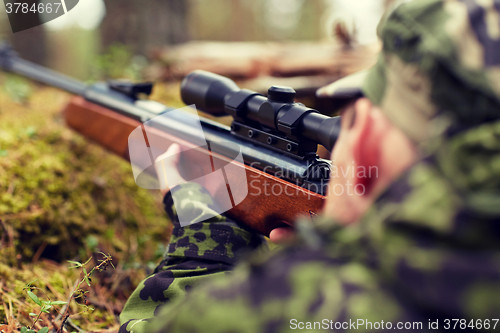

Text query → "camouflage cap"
[318,0,500,142]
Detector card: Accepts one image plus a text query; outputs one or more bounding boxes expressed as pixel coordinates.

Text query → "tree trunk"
[100,0,189,56]
[9,25,47,65]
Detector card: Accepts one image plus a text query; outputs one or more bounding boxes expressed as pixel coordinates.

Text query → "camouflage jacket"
[119,119,500,333]
[119,0,500,330]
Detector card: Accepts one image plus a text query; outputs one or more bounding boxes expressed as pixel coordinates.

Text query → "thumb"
[160,143,182,166]
[156,143,182,170]
[155,143,184,193]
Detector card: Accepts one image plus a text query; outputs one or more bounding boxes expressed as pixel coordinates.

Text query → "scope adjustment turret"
[267,86,296,103]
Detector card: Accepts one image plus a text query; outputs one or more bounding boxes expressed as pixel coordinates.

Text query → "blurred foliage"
[88,44,149,81]
[0,255,135,332]
[2,75,33,104]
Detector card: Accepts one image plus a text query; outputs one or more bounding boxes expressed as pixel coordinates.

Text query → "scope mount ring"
[231,121,318,160]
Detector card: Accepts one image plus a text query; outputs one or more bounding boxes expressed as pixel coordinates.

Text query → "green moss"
[0,262,13,280]
[0,76,172,262]
[0,73,187,330]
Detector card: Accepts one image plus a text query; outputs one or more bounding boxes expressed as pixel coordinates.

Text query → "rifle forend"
[181,70,341,160]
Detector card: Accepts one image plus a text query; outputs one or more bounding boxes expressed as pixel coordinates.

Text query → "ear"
[350,98,383,195]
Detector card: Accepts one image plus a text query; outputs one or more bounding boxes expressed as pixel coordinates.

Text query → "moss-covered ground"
[0,73,185,332]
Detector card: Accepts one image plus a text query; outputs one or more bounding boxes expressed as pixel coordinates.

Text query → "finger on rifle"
[269,226,296,245]
[155,143,184,195]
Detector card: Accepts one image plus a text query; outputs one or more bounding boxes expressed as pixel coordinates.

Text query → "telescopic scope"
[181,70,341,158]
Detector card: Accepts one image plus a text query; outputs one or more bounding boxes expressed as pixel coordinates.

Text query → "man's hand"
[269,227,296,244]
[155,143,185,197]
[155,143,227,197]
[155,143,296,244]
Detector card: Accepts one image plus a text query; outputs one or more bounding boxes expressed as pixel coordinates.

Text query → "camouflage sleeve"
[144,237,412,333]
[119,182,267,333]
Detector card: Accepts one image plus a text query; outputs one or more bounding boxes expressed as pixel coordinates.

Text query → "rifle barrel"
[0,42,87,95]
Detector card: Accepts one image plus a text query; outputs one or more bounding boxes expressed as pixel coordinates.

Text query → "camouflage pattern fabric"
[119,183,267,333]
[318,0,500,143]
[119,0,500,332]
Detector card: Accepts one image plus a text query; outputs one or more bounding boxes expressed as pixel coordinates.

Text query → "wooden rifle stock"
[64,96,325,235]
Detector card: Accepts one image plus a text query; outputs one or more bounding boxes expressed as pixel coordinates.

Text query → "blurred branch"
[0,219,14,248]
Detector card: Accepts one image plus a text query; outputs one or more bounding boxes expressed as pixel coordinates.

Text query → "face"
[323,100,364,224]
[322,98,417,224]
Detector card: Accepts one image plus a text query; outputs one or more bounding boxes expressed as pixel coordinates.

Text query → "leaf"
[20,328,35,333]
[83,267,90,286]
[38,327,49,333]
[25,279,38,288]
[29,313,37,317]
[27,290,42,306]
[67,260,82,268]
[49,301,67,305]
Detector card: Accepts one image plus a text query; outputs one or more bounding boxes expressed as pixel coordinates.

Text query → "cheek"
[331,136,351,174]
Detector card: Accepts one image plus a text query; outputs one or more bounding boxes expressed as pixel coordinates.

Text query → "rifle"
[0,42,341,235]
